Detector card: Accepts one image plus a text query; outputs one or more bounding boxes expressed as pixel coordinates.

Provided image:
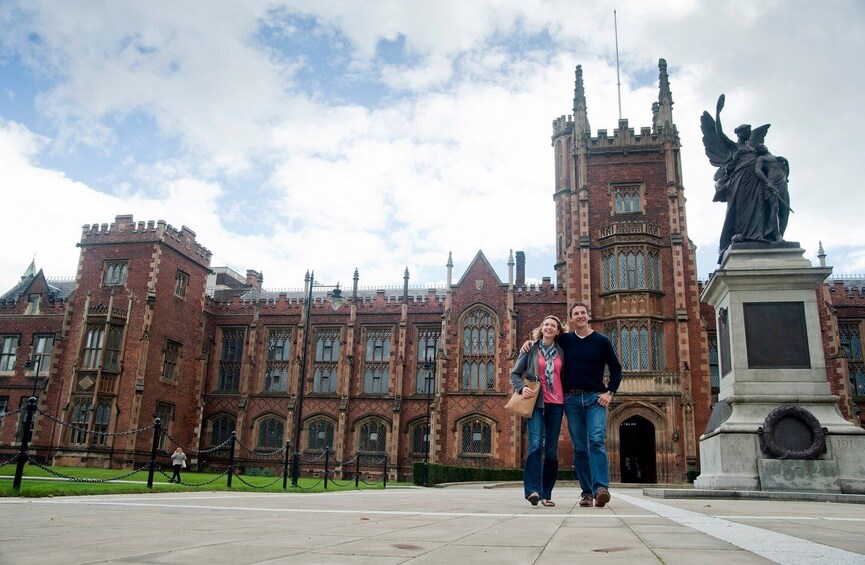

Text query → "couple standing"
[509,302,622,508]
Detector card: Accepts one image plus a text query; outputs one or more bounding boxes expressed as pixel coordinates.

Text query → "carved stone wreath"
[758,404,826,460]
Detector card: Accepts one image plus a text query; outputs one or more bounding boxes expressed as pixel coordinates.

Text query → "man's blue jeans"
[563,392,609,496]
[524,403,564,500]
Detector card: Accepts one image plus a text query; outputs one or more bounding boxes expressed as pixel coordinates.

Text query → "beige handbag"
[504,380,540,418]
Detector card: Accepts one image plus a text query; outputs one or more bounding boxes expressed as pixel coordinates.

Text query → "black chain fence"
[1,397,389,492]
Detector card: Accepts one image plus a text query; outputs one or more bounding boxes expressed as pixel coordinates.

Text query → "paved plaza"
[2,485,865,564]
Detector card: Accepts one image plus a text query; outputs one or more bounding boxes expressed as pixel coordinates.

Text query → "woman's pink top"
[538,354,564,405]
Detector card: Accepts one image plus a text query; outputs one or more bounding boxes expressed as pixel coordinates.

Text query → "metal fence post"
[12,397,37,490]
[147,417,162,488]
[283,441,290,490]
[324,446,330,490]
[355,451,360,488]
[382,454,388,489]
[227,431,236,488]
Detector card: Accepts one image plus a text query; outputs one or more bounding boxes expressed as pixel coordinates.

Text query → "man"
[561,302,621,507]
[522,301,622,507]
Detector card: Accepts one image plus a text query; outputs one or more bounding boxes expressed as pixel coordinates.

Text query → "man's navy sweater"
[558,331,622,393]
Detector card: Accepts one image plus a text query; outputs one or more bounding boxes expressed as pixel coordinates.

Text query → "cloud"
[1,0,863,296]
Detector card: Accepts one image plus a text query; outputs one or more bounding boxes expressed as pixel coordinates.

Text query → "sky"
[1,0,864,294]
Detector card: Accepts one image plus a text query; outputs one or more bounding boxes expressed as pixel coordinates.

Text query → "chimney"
[246,270,261,288]
[515,251,526,287]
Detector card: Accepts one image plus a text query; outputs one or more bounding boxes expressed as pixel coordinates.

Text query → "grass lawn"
[0,461,400,497]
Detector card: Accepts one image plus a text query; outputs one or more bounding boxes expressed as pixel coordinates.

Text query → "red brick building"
[1,61,862,482]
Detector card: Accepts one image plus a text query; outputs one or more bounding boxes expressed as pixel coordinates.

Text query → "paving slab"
[1,486,865,564]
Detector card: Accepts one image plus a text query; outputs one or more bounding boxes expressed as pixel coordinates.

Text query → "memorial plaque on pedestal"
[743,302,810,368]
[718,307,731,376]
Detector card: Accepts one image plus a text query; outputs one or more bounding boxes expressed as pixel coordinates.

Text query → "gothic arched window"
[461,307,497,391]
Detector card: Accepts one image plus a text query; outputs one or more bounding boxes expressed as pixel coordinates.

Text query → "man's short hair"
[569,301,589,317]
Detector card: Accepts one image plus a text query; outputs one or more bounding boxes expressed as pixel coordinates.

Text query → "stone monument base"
[695,245,865,494]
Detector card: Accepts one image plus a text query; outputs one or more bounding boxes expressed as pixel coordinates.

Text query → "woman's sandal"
[541,499,556,507]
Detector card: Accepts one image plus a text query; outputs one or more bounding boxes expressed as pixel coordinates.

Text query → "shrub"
[413,463,579,486]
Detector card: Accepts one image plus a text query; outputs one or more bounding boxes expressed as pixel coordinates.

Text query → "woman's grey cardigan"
[509,339,564,410]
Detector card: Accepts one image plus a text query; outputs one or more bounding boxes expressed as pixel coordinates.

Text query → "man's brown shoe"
[594,488,611,507]
[579,494,593,507]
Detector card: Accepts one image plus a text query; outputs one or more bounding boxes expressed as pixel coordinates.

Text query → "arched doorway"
[619,415,656,483]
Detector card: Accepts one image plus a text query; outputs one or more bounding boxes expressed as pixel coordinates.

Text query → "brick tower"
[550,60,712,482]
[52,215,211,466]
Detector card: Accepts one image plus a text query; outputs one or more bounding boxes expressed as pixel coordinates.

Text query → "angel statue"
[701,94,791,262]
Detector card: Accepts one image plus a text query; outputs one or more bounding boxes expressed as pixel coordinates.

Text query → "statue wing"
[701,111,732,167]
[749,124,771,148]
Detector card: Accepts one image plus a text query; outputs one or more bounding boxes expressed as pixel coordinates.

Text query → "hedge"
[412,462,577,486]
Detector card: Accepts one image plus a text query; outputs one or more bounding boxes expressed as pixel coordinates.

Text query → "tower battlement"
[552,115,574,139]
[80,214,212,265]
[586,120,661,150]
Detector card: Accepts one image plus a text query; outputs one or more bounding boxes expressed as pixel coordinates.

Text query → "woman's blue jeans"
[563,392,609,496]
[524,403,564,499]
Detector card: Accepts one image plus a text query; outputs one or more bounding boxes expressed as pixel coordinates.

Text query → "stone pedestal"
[695,244,865,494]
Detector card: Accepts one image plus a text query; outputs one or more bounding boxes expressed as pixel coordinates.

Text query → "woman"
[509,315,565,506]
[169,447,187,484]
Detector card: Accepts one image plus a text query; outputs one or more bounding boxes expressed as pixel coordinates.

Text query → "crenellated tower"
[551,59,712,483]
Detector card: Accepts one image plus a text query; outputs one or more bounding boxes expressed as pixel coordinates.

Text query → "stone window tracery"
[313,328,340,393]
[460,307,496,391]
[601,248,661,292]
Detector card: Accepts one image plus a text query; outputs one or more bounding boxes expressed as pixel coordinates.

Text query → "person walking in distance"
[561,302,621,507]
[170,447,187,484]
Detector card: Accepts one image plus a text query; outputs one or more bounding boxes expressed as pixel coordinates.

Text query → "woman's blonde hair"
[531,315,564,340]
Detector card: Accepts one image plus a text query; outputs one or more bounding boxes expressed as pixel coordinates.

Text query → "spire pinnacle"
[573,65,590,138]
[654,58,676,137]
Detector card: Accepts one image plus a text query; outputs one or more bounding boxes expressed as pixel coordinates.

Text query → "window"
[602,249,661,292]
[92,399,112,445]
[0,396,8,429]
[82,325,105,369]
[359,420,387,453]
[613,185,641,214]
[264,328,291,392]
[174,270,189,298]
[313,328,340,393]
[460,419,492,456]
[103,325,123,373]
[0,335,19,372]
[154,402,174,450]
[307,418,334,452]
[31,334,54,374]
[652,324,664,372]
[363,329,391,394]
[69,398,91,444]
[26,294,41,315]
[162,340,181,382]
[257,417,284,449]
[210,415,236,447]
[840,322,865,396]
[416,328,441,394]
[103,260,129,286]
[410,421,429,456]
[605,321,665,372]
[217,328,245,392]
[461,307,496,390]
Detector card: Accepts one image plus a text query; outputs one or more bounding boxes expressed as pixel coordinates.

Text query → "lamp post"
[24,355,42,398]
[292,270,345,487]
[422,355,436,487]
